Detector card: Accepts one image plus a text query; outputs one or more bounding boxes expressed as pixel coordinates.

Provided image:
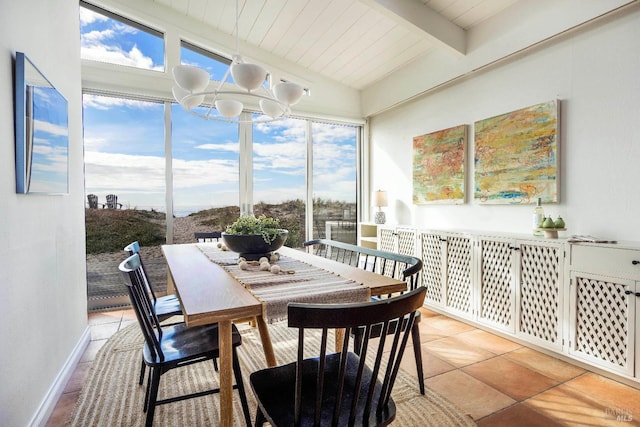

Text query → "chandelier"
[171,0,304,123]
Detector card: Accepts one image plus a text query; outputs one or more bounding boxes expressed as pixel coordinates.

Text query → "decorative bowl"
[222,230,288,260]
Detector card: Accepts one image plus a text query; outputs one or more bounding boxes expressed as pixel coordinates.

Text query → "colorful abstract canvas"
[413,124,466,205]
[474,100,559,204]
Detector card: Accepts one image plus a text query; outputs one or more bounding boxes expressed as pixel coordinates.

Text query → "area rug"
[68,322,476,426]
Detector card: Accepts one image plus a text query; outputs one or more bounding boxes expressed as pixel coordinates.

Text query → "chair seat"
[153,294,182,320]
[250,352,396,427]
[142,322,242,367]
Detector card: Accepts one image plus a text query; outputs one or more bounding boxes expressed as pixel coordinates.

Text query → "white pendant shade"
[172,86,204,110]
[259,99,284,119]
[215,99,244,118]
[231,62,267,91]
[173,65,210,93]
[170,0,306,123]
[274,82,304,106]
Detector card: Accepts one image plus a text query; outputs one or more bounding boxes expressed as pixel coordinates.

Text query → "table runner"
[197,245,370,323]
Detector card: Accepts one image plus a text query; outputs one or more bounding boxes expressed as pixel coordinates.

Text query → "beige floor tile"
[424,336,496,368]
[90,322,120,340]
[477,403,563,427]
[563,373,640,416]
[87,310,123,325]
[462,356,559,401]
[426,370,516,420]
[63,362,91,393]
[456,329,523,354]
[45,391,79,427]
[504,347,585,382]
[80,339,107,363]
[427,315,478,336]
[525,382,638,426]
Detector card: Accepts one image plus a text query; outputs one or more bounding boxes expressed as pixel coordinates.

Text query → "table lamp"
[374,190,388,224]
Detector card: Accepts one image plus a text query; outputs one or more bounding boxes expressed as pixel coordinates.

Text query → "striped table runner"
[197,245,369,323]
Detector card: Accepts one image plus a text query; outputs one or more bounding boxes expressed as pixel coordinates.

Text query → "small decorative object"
[537,215,566,239]
[532,197,544,236]
[374,190,388,224]
[541,217,555,228]
[222,214,288,260]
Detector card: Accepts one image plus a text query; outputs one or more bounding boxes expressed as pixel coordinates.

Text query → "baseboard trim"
[29,326,91,427]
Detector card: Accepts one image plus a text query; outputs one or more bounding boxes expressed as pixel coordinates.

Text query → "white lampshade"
[273,82,304,106]
[215,99,243,118]
[259,99,284,119]
[231,62,267,91]
[374,190,388,208]
[172,86,204,110]
[173,65,210,93]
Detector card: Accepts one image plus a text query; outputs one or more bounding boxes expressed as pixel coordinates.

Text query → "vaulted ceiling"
[151,0,519,91]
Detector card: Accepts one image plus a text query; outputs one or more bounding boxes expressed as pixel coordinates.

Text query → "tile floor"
[47,307,640,426]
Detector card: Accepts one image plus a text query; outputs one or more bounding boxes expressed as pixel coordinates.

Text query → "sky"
[80,6,357,216]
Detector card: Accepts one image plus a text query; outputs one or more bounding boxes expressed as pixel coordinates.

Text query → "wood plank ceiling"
[152,0,519,90]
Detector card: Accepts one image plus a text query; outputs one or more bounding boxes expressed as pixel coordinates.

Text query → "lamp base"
[374,211,386,224]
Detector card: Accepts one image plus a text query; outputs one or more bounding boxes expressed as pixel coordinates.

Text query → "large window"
[80,2,164,71]
[312,122,358,244]
[83,94,166,310]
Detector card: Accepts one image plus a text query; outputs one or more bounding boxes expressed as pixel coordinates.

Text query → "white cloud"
[79,8,108,26]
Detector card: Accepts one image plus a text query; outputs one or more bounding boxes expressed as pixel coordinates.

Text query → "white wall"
[0,0,87,425]
[368,7,640,242]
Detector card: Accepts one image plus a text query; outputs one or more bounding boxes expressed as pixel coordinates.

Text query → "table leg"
[335,328,345,352]
[165,267,176,295]
[255,315,277,367]
[218,320,233,427]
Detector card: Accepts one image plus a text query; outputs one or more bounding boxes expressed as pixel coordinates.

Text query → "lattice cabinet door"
[377,225,397,253]
[396,227,418,257]
[477,236,517,332]
[419,231,446,306]
[444,234,473,318]
[376,226,417,277]
[517,241,564,351]
[568,271,636,377]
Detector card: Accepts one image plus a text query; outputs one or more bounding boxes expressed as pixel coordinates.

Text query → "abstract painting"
[474,100,559,204]
[413,124,466,205]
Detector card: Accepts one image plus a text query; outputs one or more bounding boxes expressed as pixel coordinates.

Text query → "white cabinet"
[476,235,517,333]
[373,225,640,385]
[516,239,564,351]
[378,225,418,277]
[419,230,474,319]
[568,244,640,379]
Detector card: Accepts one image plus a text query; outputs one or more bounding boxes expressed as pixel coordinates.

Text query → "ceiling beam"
[360,0,466,56]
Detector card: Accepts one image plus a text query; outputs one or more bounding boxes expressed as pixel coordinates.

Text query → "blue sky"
[80,6,356,215]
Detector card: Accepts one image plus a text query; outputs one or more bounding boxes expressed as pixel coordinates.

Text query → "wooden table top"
[277,246,407,297]
[162,243,407,326]
[162,243,263,327]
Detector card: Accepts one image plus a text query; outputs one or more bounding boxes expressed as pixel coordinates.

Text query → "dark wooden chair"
[124,241,184,384]
[87,193,98,209]
[119,253,251,427]
[250,287,426,427]
[304,238,425,394]
[194,231,222,242]
[103,193,123,209]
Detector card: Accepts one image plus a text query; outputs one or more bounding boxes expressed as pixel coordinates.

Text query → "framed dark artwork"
[14,52,69,194]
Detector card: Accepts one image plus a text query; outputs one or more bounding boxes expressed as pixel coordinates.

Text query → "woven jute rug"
[68,321,476,426]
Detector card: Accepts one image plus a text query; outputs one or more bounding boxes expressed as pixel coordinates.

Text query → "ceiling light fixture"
[171,0,304,123]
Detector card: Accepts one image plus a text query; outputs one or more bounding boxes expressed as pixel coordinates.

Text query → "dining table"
[161,242,407,427]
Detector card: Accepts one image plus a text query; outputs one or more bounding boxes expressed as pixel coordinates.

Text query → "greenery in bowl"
[225,214,284,244]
